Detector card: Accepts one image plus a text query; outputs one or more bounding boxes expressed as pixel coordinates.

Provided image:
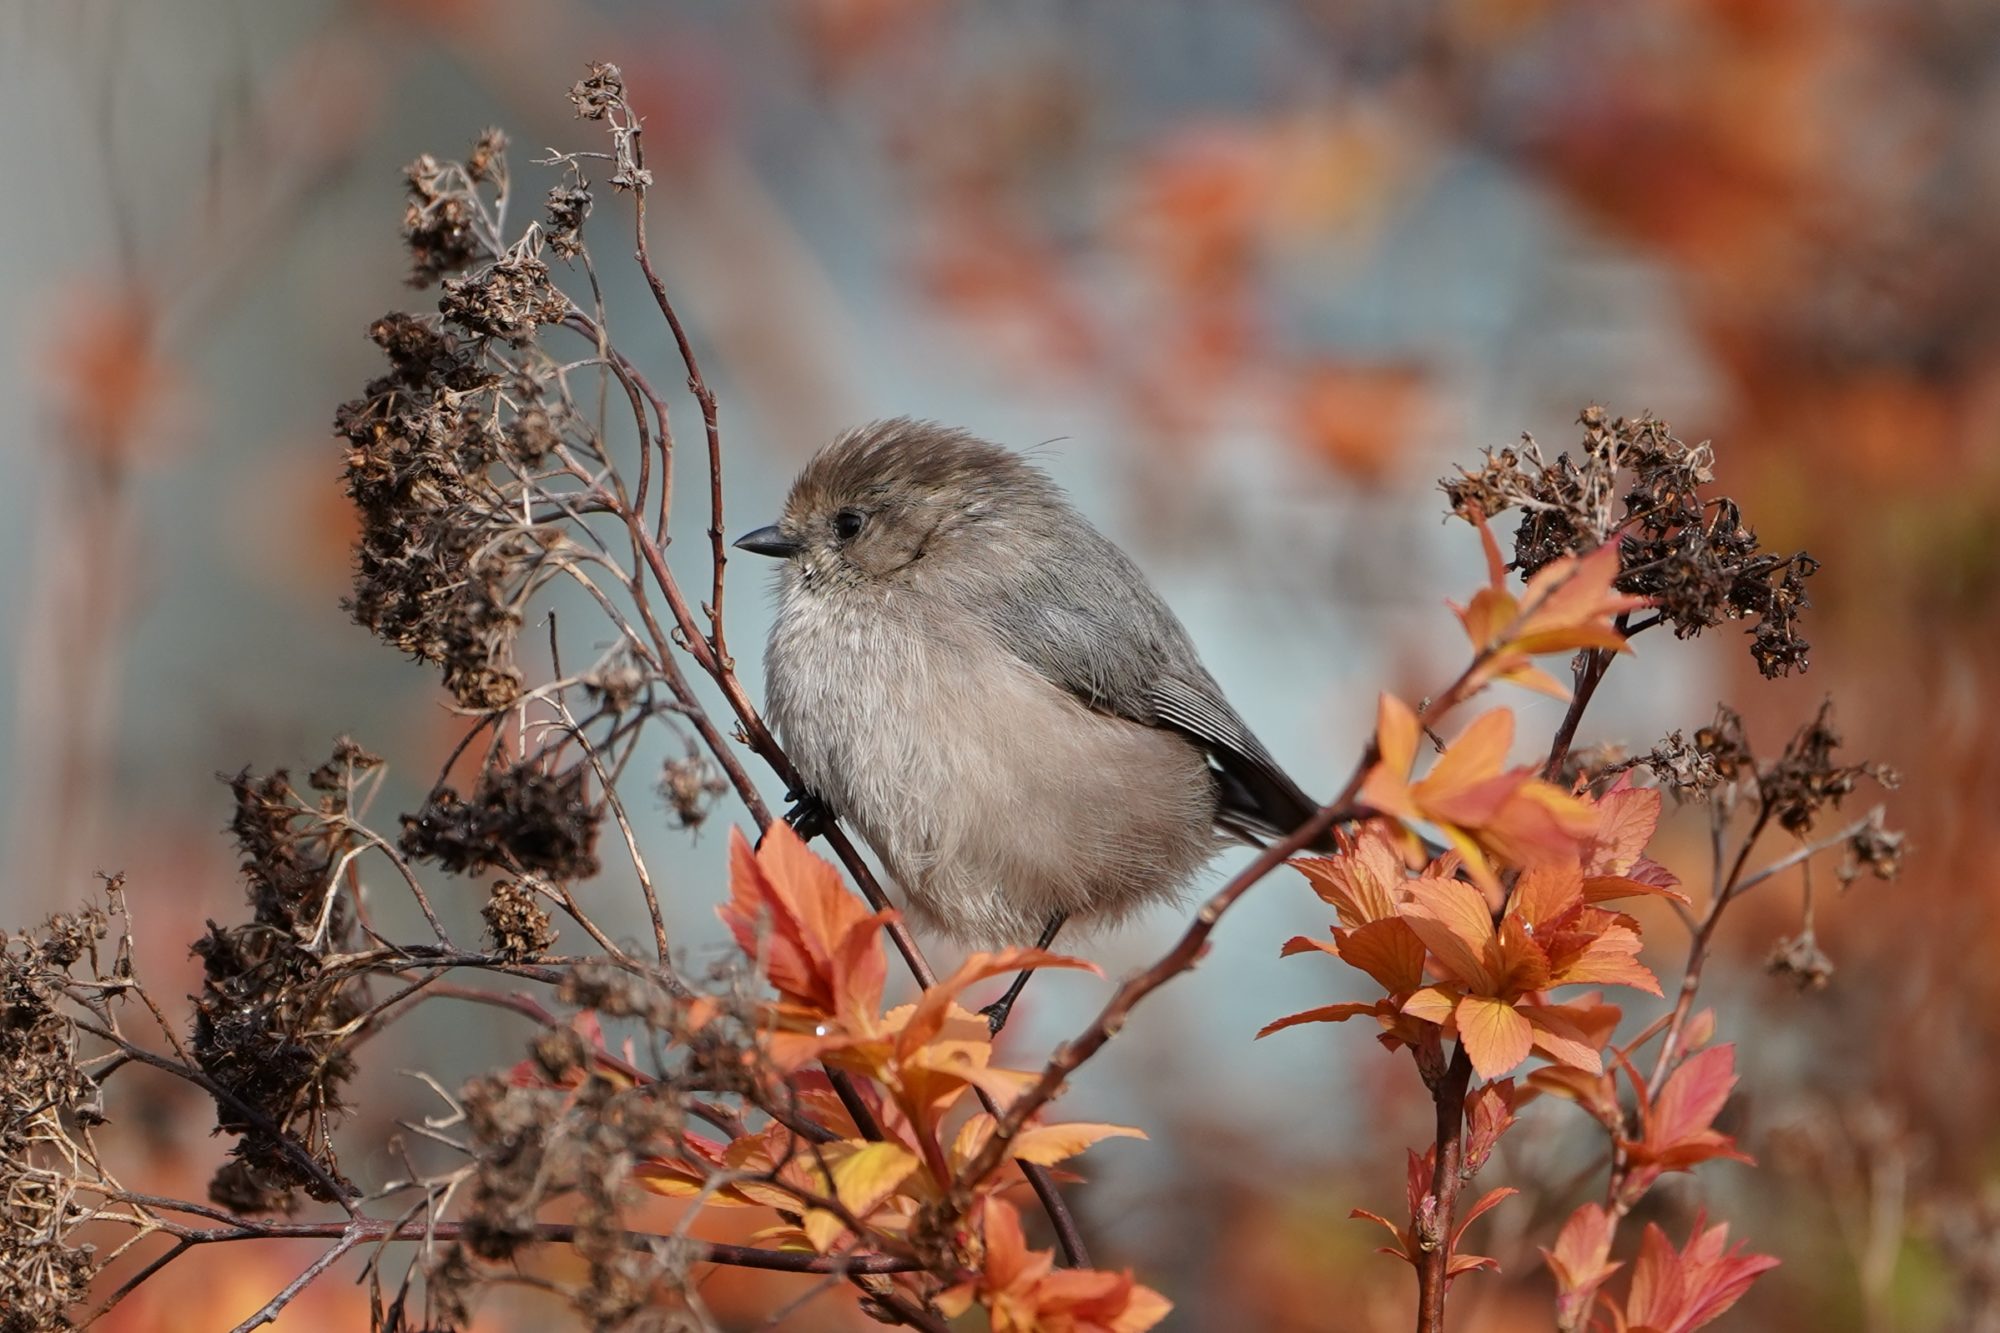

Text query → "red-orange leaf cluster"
[1351,1147,1516,1285]
[643,823,1156,1322]
[938,1198,1171,1332]
[1262,796,1676,1081]
[1544,1203,1622,1331]
[1359,696,1599,890]
[1593,1214,1777,1333]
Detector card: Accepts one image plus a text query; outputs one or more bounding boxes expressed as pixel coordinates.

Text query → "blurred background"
[1,1,1993,1328]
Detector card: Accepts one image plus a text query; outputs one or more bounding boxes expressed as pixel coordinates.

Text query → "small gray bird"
[735,419,1325,961]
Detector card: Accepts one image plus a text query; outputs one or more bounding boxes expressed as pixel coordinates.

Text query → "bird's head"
[734,418,1057,595]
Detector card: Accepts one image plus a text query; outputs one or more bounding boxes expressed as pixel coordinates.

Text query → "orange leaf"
[720,823,891,1024]
[1401,985,1459,1026]
[1003,1121,1147,1168]
[1256,1001,1388,1038]
[1544,1201,1623,1328]
[1618,1213,1777,1333]
[1292,823,1409,926]
[898,948,1097,1059]
[1456,994,1534,1078]
[1521,1004,1605,1074]
[1362,699,1598,890]
[1333,917,1430,993]
[1400,876,1499,992]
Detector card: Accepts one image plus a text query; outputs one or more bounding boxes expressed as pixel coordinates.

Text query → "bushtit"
[736,419,1325,958]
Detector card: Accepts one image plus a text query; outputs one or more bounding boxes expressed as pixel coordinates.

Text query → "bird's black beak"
[733,525,803,559]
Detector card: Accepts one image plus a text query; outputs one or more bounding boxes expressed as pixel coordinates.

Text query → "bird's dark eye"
[832,508,866,541]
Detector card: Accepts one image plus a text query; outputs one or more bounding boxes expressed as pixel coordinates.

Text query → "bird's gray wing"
[1149,674,1323,846]
[974,532,1326,848]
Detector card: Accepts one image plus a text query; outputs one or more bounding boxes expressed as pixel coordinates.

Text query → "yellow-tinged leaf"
[1007,1122,1147,1167]
[747,1223,818,1252]
[800,1140,920,1252]
[829,1140,920,1215]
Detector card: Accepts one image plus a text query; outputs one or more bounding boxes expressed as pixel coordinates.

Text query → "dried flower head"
[404,151,491,286]
[1639,728,1725,802]
[401,762,603,882]
[543,165,593,261]
[192,756,370,1209]
[1761,700,1896,835]
[569,62,627,121]
[1443,408,1820,677]
[658,748,728,831]
[0,900,122,1330]
[438,242,568,345]
[1842,807,1906,883]
[484,877,559,962]
[1767,931,1836,991]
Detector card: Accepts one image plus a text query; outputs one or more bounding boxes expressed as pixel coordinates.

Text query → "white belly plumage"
[765,590,1220,945]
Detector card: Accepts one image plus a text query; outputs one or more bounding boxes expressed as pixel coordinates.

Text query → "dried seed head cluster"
[401,762,603,881]
[403,150,492,286]
[1637,729,1725,801]
[1443,407,1820,677]
[192,749,377,1211]
[0,910,110,1331]
[1636,702,1899,846]
[438,242,569,345]
[483,876,558,961]
[427,1046,688,1330]
[1767,931,1837,991]
[557,963,681,1028]
[567,64,652,193]
[1842,808,1906,883]
[658,749,728,831]
[335,314,523,709]
[1761,700,1899,836]
[545,177,592,259]
[338,129,604,711]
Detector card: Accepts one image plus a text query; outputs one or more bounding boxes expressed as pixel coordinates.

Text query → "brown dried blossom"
[192,759,371,1208]
[483,877,559,962]
[431,1047,689,1329]
[438,243,569,345]
[1761,699,1898,835]
[335,313,531,709]
[1767,931,1836,991]
[0,911,114,1330]
[1638,728,1725,801]
[1843,808,1906,883]
[544,173,593,261]
[400,762,603,882]
[568,62,627,122]
[658,748,728,831]
[403,151,491,286]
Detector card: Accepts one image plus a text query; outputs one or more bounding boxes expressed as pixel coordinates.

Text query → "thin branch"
[142,1216,923,1275]
[1415,1045,1475,1330]
[952,795,1367,1197]
[228,1225,364,1332]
